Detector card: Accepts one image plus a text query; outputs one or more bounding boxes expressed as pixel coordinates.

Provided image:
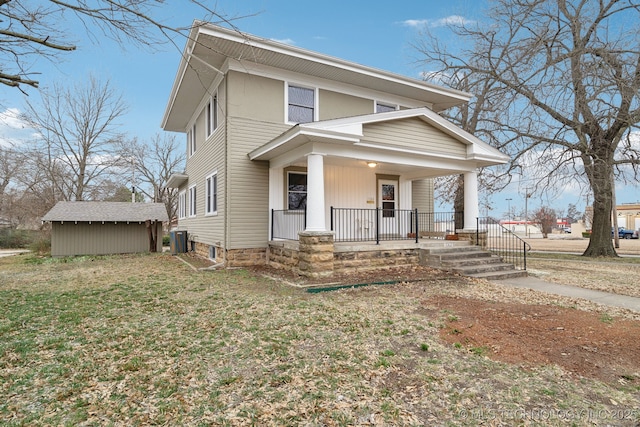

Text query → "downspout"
[223,74,230,266]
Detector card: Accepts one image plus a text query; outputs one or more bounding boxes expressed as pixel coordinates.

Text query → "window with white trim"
[376,102,397,113]
[287,172,307,210]
[188,185,197,217]
[287,84,315,124]
[188,123,197,156]
[205,172,218,215]
[206,93,218,136]
[178,190,187,219]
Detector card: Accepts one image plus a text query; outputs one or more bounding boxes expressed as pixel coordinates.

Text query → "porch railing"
[271,207,462,244]
[271,208,306,240]
[415,211,463,237]
[331,207,419,243]
[477,217,531,270]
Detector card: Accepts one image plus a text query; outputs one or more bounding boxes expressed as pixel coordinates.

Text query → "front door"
[378,179,398,236]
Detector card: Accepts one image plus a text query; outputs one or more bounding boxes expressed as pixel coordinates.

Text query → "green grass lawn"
[1,253,638,426]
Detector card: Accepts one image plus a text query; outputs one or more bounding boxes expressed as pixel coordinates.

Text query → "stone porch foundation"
[267,235,465,278]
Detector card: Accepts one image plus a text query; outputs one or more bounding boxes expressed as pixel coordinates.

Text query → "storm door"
[378,179,399,236]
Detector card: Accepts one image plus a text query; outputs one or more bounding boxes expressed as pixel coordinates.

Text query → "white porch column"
[463,170,479,230]
[305,153,326,231]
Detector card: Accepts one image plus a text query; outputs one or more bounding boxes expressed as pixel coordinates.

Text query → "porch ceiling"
[248,108,510,179]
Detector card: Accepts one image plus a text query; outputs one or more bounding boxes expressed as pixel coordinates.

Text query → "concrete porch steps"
[420,245,527,280]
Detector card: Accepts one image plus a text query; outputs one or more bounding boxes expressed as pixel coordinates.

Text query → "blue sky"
[1,0,637,218]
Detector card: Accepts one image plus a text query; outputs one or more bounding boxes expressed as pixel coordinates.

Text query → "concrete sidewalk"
[0,249,30,258]
[493,276,640,312]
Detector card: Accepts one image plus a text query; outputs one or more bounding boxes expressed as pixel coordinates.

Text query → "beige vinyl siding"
[319,90,373,120]
[178,79,227,247]
[180,127,226,245]
[411,179,434,212]
[227,71,285,122]
[363,117,467,157]
[50,222,158,257]
[227,116,289,248]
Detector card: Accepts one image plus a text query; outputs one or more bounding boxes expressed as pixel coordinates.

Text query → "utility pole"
[524,188,531,237]
[506,198,512,224]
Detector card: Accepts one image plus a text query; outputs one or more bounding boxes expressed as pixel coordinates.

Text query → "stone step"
[421,250,492,267]
[440,255,504,268]
[451,262,516,276]
[467,269,529,280]
[419,245,528,280]
[421,245,483,255]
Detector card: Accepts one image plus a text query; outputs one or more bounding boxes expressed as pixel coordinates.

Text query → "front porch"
[267,232,486,278]
[267,217,529,281]
[267,232,472,277]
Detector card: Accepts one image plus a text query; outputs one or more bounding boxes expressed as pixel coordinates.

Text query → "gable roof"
[248,107,509,165]
[42,202,169,223]
[162,22,473,132]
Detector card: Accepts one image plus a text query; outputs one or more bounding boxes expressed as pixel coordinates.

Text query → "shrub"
[0,229,31,248]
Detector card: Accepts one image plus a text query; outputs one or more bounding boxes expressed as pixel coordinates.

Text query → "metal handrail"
[476,217,531,270]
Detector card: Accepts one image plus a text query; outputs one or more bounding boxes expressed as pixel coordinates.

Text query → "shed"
[42,202,169,257]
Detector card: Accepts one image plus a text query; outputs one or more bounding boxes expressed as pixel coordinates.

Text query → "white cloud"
[271,38,296,45]
[401,15,475,29]
[401,19,430,28]
[0,108,26,130]
[0,107,36,147]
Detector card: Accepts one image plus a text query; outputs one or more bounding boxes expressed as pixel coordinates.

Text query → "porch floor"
[268,238,473,252]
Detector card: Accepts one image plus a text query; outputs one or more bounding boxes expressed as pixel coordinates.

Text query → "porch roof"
[248,108,509,178]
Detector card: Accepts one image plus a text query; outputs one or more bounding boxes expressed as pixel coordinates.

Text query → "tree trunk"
[583,160,617,257]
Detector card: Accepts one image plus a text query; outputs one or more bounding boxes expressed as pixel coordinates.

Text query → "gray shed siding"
[50,222,159,257]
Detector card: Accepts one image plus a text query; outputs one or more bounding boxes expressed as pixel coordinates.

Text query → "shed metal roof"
[42,202,169,223]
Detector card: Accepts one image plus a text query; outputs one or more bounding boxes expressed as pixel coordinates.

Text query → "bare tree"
[0,145,19,203]
[415,0,640,257]
[123,133,185,221]
[21,75,128,202]
[532,206,558,238]
[0,0,244,92]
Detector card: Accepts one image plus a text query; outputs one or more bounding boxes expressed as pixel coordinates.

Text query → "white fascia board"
[161,25,200,129]
[248,126,361,161]
[198,23,473,103]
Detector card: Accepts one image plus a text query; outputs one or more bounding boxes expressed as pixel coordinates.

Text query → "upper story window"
[287,84,315,124]
[287,171,307,210]
[188,123,196,157]
[206,93,218,137]
[376,102,397,113]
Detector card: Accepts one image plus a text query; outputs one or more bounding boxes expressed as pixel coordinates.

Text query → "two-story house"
[164,22,509,277]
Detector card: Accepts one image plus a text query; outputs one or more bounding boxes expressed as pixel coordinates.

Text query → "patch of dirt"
[247,263,640,388]
[429,295,640,387]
